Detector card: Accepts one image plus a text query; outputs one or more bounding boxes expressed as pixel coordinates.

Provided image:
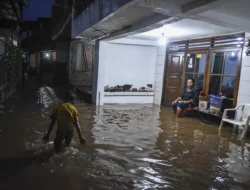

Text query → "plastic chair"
[219,104,250,139]
[183,107,196,117]
[182,90,202,117]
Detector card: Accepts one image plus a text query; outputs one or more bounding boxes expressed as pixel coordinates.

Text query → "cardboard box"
[199,101,208,111]
[199,95,210,101]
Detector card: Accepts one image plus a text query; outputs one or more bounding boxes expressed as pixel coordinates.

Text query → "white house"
[70,0,250,106]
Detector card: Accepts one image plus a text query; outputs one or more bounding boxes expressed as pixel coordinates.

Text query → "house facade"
[69,0,250,107]
[52,0,95,93]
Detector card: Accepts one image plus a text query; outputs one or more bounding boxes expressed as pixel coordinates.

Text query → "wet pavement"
[0,81,250,190]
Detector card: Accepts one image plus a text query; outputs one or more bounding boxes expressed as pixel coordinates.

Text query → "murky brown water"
[0,82,250,190]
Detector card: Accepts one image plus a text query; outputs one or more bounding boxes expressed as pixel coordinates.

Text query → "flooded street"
[0,82,250,190]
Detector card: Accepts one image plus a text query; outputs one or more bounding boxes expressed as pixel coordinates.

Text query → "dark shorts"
[172,102,189,109]
[54,129,74,152]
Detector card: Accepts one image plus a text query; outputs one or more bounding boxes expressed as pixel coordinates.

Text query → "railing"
[52,0,95,39]
[73,0,94,19]
[52,0,95,34]
[52,0,73,38]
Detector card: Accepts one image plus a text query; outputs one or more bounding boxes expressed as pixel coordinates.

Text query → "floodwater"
[0,82,250,190]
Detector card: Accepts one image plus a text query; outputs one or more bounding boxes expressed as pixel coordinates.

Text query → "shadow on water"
[0,147,62,190]
[0,149,54,182]
[1,81,250,189]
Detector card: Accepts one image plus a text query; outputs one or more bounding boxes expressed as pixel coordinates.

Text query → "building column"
[92,41,108,106]
[154,44,166,105]
[237,33,250,105]
[92,40,100,104]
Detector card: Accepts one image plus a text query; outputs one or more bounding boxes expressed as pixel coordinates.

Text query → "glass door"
[184,50,208,91]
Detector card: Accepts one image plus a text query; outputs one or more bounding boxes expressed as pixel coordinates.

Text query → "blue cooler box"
[210,95,225,108]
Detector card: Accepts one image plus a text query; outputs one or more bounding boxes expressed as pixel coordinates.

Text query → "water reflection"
[37,86,59,108]
[0,84,250,189]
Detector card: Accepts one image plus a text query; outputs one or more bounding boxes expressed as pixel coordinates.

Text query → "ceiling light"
[46,53,49,57]
[159,37,167,45]
[139,25,187,39]
[159,33,167,45]
[163,25,186,37]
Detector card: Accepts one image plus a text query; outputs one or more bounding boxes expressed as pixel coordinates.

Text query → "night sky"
[23,0,55,21]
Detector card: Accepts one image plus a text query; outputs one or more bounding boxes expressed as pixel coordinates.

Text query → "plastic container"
[210,106,221,115]
[210,95,225,108]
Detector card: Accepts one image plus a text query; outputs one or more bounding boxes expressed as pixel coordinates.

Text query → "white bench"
[219,104,250,139]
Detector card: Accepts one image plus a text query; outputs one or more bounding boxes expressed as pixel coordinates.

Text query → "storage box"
[210,95,224,108]
[199,101,208,111]
[210,106,220,115]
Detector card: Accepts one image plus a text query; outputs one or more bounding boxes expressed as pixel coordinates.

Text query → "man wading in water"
[43,91,87,153]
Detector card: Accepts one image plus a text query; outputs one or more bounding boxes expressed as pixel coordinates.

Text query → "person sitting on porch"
[172,78,200,117]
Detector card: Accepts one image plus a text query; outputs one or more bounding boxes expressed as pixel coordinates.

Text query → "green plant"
[1,38,23,89]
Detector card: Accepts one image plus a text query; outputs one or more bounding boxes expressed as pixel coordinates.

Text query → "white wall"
[103,96,154,104]
[96,39,164,105]
[104,43,157,89]
[237,33,250,105]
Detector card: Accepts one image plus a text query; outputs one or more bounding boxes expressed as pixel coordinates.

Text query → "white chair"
[219,104,250,139]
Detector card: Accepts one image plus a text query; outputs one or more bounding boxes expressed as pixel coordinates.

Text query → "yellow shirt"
[51,103,78,131]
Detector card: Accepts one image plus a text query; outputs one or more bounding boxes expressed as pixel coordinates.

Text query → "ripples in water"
[1,85,250,190]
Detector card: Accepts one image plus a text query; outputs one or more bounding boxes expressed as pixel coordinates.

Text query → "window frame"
[183,48,242,106]
[183,50,209,91]
[206,48,242,105]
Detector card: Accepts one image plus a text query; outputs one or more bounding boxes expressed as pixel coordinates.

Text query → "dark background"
[23,0,55,20]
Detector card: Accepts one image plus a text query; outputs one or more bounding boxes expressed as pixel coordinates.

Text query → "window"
[208,51,239,99]
[184,50,240,101]
[184,52,207,90]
